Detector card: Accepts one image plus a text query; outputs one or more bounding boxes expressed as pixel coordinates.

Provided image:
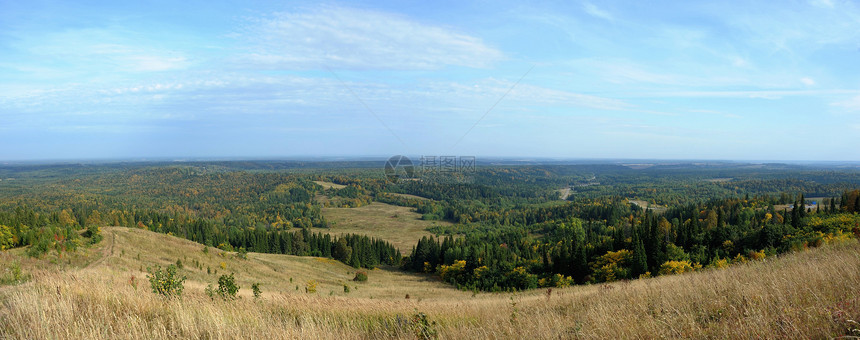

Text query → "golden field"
[1,227,858,339]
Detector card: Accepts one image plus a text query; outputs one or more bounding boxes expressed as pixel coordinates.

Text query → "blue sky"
[2,0,860,161]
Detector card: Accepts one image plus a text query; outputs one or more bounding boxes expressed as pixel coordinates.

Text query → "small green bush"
[216,273,240,300]
[410,311,438,339]
[353,271,368,282]
[83,225,102,245]
[26,236,51,258]
[147,264,186,298]
[252,282,261,299]
[1,261,27,285]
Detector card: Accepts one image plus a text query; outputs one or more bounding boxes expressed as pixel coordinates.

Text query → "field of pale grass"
[318,202,450,253]
[1,227,859,339]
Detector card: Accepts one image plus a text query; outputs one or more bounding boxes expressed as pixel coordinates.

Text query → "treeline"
[0,166,404,269]
[178,219,401,269]
[840,189,860,213]
[0,167,330,229]
[0,204,400,268]
[402,193,860,292]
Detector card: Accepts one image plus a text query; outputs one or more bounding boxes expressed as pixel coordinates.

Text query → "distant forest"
[1,161,858,291]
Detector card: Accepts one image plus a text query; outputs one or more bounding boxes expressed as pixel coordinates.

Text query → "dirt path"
[85,229,116,269]
[558,187,572,200]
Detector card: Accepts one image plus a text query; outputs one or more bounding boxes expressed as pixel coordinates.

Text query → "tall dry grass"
[1,228,858,339]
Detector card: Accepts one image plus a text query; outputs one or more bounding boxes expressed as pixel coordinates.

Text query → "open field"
[318,202,451,253]
[1,227,859,339]
[629,199,668,214]
[387,192,431,201]
[557,187,572,200]
[313,181,347,190]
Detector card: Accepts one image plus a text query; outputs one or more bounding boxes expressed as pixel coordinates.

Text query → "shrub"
[343,284,350,293]
[205,284,215,299]
[306,280,318,293]
[237,247,248,260]
[218,242,234,252]
[83,225,102,245]
[215,273,240,300]
[252,282,261,299]
[147,264,185,298]
[353,271,368,282]
[658,260,698,275]
[410,310,438,339]
[26,237,51,258]
[1,261,26,285]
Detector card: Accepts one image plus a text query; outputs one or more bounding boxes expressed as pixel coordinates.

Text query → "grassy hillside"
[319,202,451,253]
[1,227,859,339]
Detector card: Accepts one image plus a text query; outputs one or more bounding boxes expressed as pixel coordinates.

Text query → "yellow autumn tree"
[591,249,632,282]
[439,260,467,283]
[58,209,77,227]
[85,210,103,228]
[0,225,14,250]
[658,260,699,275]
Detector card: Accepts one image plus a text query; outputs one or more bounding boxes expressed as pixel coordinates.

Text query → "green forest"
[1,161,859,292]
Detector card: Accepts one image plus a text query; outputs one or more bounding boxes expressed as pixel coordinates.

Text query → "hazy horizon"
[3,1,860,161]
[2,155,860,167]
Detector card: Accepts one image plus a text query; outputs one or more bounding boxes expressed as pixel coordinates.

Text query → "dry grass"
[319,202,451,252]
[386,193,431,201]
[1,227,859,339]
[313,181,347,190]
[629,199,668,214]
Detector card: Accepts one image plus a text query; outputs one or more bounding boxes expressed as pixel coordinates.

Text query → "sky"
[1,0,860,161]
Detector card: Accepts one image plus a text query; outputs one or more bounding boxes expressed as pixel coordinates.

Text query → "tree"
[0,225,14,250]
[332,238,352,263]
[58,209,77,227]
[704,210,718,229]
[86,210,103,228]
[631,231,648,277]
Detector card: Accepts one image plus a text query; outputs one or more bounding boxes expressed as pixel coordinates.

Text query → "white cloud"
[810,0,835,9]
[235,6,503,70]
[832,94,860,111]
[582,3,614,21]
[690,109,741,119]
[6,27,192,78]
[726,1,860,53]
[648,89,855,99]
[437,78,632,111]
[128,56,189,72]
[563,58,753,88]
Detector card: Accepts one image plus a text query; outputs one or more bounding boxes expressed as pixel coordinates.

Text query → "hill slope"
[1,227,859,339]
